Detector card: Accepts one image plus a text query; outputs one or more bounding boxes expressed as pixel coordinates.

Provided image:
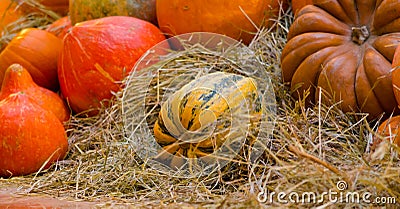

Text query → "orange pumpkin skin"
[0,93,68,177]
[372,115,400,152]
[0,64,70,122]
[58,16,166,114]
[156,0,287,45]
[291,0,312,15]
[0,28,62,91]
[46,16,73,40]
[281,1,400,120]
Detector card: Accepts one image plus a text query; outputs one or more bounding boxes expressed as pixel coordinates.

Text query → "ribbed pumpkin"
[46,16,72,39]
[0,64,70,122]
[281,0,400,120]
[156,0,287,45]
[58,16,166,115]
[154,72,262,168]
[69,0,156,25]
[0,28,62,91]
[0,92,68,177]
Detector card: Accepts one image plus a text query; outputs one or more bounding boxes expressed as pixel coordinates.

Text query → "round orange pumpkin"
[0,64,70,122]
[281,0,400,120]
[156,0,287,45]
[46,16,72,39]
[291,0,312,15]
[69,0,157,25]
[0,28,62,91]
[0,92,68,177]
[58,16,166,115]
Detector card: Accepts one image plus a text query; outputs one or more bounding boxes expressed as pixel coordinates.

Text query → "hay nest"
[1,4,399,209]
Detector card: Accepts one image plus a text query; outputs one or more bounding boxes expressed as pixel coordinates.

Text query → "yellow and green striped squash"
[153,72,262,168]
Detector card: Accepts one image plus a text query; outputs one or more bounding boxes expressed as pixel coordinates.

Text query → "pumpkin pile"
[0,0,288,177]
[0,0,168,177]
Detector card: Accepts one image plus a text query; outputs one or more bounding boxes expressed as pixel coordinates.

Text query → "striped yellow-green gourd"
[153,72,262,168]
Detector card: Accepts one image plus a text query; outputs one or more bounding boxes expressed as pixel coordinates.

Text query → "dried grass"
[0,3,399,209]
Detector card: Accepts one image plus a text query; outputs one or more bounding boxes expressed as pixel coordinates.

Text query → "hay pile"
[0,3,399,209]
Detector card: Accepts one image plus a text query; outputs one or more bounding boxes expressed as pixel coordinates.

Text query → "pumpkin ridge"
[337,0,359,25]
[287,6,351,39]
[371,33,400,62]
[317,47,360,112]
[373,0,400,29]
[359,46,396,114]
[291,46,342,103]
[314,0,357,25]
[281,33,347,82]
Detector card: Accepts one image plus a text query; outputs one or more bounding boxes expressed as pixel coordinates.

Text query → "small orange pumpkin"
[0,28,62,91]
[0,64,70,122]
[0,92,68,177]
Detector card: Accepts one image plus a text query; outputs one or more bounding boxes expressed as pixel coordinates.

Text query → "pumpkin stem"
[351,26,369,45]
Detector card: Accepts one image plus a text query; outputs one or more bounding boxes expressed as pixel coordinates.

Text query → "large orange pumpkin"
[0,92,68,177]
[0,64,70,122]
[58,16,166,115]
[156,0,287,45]
[281,0,400,120]
[69,0,157,25]
[0,28,62,91]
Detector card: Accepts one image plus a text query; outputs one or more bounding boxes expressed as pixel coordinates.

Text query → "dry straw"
[0,3,399,209]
